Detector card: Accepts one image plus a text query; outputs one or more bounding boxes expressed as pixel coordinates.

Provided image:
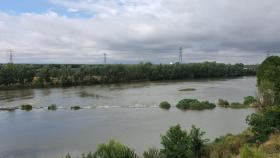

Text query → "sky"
[0,0,280,64]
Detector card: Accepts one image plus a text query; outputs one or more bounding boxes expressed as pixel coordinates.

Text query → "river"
[0,77,256,158]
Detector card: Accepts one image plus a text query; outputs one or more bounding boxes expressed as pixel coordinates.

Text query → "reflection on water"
[0,89,34,102]
[79,91,108,99]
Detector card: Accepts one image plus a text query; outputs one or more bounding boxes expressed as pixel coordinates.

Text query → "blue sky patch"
[0,0,92,18]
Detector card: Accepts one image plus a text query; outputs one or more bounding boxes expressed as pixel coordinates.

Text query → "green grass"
[230,102,249,109]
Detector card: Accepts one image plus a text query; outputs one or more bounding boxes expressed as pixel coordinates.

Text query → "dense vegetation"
[176,99,216,110]
[257,56,280,106]
[0,62,255,89]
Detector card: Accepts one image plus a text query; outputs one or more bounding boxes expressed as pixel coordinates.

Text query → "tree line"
[0,62,256,88]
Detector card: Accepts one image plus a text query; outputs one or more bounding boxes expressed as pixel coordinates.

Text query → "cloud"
[67,8,80,13]
[0,0,280,64]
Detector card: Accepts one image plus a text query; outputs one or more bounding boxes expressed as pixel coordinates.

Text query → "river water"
[0,77,256,158]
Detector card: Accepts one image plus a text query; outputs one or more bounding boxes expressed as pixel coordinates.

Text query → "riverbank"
[0,76,255,91]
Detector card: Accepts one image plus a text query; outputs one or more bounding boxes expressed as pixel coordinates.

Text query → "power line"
[104,53,107,64]
[179,46,183,63]
[8,49,14,64]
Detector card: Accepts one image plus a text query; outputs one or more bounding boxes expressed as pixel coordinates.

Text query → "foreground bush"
[246,106,280,142]
[64,140,137,158]
[94,140,138,158]
[176,99,216,110]
[21,104,32,111]
[159,101,171,109]
[240,144,266,158]
[206,130,254,158]
[143,147,162,158]
[160,125,193,158]
[260,133,280,155]
[161,125,208,158]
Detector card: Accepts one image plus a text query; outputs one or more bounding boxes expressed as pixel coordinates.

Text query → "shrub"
[21,104,32,111]
[63,152,95,158]
[240,144,266,158]
[143,147,162,158]
[246,106,280,142]
[160,124,193,158]
[176,99,199,110]
[243,96,257,105]
[48,104,57,110]
[206,130,254,158]
[199,101,216,110]
[176,99,216,110]
[159,101,171,109]
[93,140,138,158]
[71,106,81,110]
[189,125,209,158]
[260,133,280,154]
[160,124,208,158]
[218,99,229,107]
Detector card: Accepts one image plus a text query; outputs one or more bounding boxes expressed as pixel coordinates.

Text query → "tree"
[160,125,193,158]
[0,64,16,86]
[246,106,280,142]
[160,125,208,158]
[189,125,209,158]
[243,96,256,105]
[257,56,280,105]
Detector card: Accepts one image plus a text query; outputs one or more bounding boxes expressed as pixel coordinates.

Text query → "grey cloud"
[1,0,280,64]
